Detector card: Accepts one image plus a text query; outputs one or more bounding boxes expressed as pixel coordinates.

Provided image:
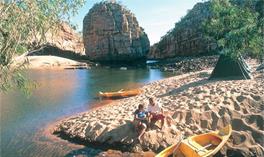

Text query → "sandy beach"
[53,62,264,156]
[12,55,90,70]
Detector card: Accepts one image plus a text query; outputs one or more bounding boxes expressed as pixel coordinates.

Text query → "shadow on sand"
[55,120,140,157]
[157,72,215,98]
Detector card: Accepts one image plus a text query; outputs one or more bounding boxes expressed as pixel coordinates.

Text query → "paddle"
[196,143,213,153]
[118,89,124,92]
[172,134,184,157]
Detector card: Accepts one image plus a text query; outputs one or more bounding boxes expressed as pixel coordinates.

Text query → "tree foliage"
[0,0,85,93]
[204,0,263,60]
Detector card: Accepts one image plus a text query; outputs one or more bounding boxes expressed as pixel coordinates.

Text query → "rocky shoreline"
[148,55,218,74]
[53,61,264,156]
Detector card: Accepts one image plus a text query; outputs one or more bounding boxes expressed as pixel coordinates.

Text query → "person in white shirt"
[147,97,165,129]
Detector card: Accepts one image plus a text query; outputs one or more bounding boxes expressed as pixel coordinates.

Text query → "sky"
[71,0,203,45]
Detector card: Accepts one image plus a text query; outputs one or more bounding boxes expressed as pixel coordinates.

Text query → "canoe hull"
[156,125,232,157]
[99,89,141,98]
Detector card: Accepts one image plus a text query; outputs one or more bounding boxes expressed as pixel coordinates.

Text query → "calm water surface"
[0,67,173,157]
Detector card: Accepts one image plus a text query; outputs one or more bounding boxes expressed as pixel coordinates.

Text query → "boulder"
[83,1,150,64]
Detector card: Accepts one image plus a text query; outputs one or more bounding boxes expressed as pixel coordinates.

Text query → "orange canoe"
[99,89,141,98]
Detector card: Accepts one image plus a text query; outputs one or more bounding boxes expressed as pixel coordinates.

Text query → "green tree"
[255,0,264,62]
[205,0,262,59]
[203,0,263,79]
[0,0,85,94]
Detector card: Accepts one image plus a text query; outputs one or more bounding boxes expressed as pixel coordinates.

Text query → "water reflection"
[32,70,78,102]
[0,68,173,157]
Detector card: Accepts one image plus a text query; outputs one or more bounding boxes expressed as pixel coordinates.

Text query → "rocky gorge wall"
[148,2,215,59]
[27,22,86,60]
[83,1,150,64]
[148,0,261,59]
[45,22,85,55]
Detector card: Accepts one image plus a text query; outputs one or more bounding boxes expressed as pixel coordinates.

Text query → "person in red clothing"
[147,97,165,129]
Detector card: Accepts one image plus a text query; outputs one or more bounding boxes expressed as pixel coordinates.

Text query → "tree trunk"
[210,54,252,80]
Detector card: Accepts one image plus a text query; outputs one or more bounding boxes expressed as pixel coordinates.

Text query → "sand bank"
[53,63,264,156]
[12,55,89,70]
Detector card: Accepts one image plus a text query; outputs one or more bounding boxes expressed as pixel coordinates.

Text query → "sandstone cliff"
[148,0,261,59]
[148,2,215,59]
[45,22,85,55]
[27,22,86,60]
[83,1,149,64]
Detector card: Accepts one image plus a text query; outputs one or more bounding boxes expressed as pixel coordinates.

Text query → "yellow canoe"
[156,125,232,157]
[99,89,141,98]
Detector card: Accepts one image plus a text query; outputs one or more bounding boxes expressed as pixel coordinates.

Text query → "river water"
[0,67,173,157]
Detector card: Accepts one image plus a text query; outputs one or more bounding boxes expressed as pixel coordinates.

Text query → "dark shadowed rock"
[83,1,150,64]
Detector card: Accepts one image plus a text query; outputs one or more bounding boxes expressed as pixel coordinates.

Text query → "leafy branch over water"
[0,0,85,94]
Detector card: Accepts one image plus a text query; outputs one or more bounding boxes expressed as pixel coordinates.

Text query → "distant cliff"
[148,2,212,59]
[148,0,261,59]
[83,1,149,64]
[27,22,86,60]
[45,22,85,55]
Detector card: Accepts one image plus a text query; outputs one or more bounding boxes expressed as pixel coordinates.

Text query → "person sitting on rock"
[147,97,166,129]
[133,104,150,141]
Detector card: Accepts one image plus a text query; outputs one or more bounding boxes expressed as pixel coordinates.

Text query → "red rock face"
[83,2,149,63]
[45,22,85,55]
